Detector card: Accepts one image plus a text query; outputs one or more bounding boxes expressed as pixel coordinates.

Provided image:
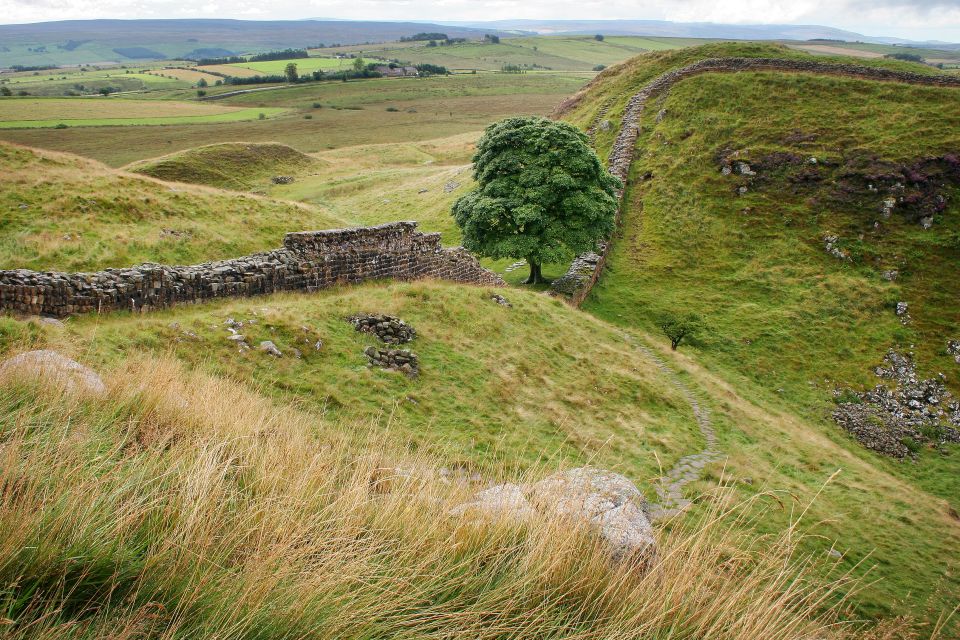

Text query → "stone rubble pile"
[363,346,419,377]
[348,314,416,344]
[833,349,960,458]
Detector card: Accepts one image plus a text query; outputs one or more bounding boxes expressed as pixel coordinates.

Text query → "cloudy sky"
[5,0,960,42]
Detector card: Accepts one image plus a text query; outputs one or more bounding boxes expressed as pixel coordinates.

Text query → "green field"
[0,106,287,128]
[225,56,351,75]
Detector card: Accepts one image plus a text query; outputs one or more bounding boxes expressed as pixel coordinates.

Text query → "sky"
[4,0,960,42]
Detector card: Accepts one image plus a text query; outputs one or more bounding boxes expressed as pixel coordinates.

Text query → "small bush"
[258,112,266,120]
[54,123,68,129]
[593,64,606,72]
[312,102,322,108]
[386,106,400,112]
[303,114,312,119]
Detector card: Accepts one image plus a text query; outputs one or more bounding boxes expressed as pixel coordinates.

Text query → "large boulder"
[452,467,656,563]
[0,350,106,396]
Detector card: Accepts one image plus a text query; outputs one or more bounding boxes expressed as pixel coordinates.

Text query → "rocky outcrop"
[551,57,960,304]
[452,467,656,563]
[0,222,504,318]
[833,350,960,458]
[0,350,106,396]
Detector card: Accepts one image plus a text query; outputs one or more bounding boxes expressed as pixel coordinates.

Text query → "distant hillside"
[127,142,316,191]
[439,19,933,45]
[0,19,506,67]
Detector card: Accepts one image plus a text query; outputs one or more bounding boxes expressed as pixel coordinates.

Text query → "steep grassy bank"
[557,43,960,629]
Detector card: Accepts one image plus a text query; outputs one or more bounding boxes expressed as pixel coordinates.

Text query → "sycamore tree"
[452,116,620,284]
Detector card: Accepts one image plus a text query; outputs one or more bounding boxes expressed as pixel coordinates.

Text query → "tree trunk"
[524,260,543,284]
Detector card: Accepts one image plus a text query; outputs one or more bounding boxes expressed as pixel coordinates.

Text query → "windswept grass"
[0,354,922,639]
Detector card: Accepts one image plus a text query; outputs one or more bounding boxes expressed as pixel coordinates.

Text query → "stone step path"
[504,260,528,273]
[620,332,722,521]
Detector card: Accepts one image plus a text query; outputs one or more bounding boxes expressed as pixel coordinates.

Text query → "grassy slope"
[0,142,344,271]
[126,142,316,191]
[560,43,960,625]
[9,282,702,488]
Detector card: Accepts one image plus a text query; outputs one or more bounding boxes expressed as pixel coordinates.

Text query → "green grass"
[0,105,287,129]
[556,43,960,628]
[226,56,350,75]
[0,142,344,271]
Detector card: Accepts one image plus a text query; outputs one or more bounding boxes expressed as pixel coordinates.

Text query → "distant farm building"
[374,65,419,77]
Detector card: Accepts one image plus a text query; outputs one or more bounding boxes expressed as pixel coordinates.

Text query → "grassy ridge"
[127,142,316,191]
[0,142,343,271]
[557,43,960,626]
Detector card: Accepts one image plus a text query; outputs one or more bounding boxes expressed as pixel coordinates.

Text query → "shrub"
[593,64,606,71]
[386,106,400,112]
[258,112,266,120]
[303,114,312,119]
[54,123,68,129]
[656,311,705,350]
[196,89,206,97]
[594,34,604,41]
[312,102,322,108]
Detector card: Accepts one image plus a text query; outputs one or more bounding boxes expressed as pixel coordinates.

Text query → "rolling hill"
[1,40,959,638]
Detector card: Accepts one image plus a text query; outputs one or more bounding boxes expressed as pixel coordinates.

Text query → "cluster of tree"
[594,34,604,41]
[415,63,449,76]
[401,32,448,42]
[191,55,245,65]
[484,34,500,44]
[500,64,526,73]
[225,67,381,86]
[885,52,925,63]
[425,38,466,47]
[248,48,309,62]
[10,64,58,72]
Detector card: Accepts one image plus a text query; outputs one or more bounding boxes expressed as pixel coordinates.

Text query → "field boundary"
[549,57,960,305]
[0,221,503,317]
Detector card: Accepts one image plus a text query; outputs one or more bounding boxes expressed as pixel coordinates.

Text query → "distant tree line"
[401,32,448,42]
[248,48,309,62]
[10,64,58,72]
[885,52,925,63]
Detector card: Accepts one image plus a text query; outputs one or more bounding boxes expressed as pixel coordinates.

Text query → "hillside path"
[619,332,722,521]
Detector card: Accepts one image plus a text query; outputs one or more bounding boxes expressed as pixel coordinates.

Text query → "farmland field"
[0,98,286,128]
[143,67,223,84]
[225,56,351,75]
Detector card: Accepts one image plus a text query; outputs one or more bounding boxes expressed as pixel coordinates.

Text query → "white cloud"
[3,0,960,41]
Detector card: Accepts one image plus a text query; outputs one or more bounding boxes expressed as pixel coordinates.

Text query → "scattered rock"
[443,181,460,193]
[947,340,960,364]
[259,341,282,357]
[833,350,960,458]
[881,270,899,282]
[452,467,656,564]
[271,175,294,184]
[348,314,416,344]
[490,293,512,307]
[159,228,191,239]
[822,235,850,261]
[598,119,611,132]
[920,216,934,229]
[655,109,667,123]
[895,302,911,325]
[418,189,429,194]
[0,350,106,396]
[826,548,843,559]
[364,346,419,377]
[39,317,65,328]
[733,161,756,176]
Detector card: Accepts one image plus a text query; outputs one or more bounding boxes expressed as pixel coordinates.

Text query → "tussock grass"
[0,355,919,639]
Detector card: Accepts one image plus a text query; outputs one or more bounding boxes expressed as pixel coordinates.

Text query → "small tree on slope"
[452,116,620,284]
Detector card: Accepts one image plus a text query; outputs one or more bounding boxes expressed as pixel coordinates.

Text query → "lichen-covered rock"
[0,350,106,396]
[451,467,656,564]
[490,293,512,307]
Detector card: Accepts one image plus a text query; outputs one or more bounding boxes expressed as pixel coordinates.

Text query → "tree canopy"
[452,116,620,283]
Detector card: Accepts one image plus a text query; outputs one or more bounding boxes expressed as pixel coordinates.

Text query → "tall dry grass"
[0,355,931,638]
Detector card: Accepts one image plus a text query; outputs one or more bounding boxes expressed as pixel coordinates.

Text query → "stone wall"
[0,221,504,317]
[550,57,960,305]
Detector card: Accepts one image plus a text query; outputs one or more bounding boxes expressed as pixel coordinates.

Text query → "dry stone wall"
[551,57,960,305]
[0,221,504,317]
